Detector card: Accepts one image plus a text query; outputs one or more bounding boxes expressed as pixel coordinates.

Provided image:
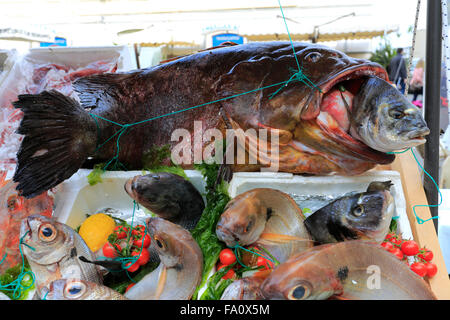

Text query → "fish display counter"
[0,41,448,301]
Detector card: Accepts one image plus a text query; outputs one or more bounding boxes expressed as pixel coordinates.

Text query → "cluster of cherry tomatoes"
[381,232,437,278]
[102,224,152,273]
[216,247,275,280]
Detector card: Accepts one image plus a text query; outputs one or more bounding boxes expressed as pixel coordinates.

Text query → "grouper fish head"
[217,42,415,174]
[350,76,430,153]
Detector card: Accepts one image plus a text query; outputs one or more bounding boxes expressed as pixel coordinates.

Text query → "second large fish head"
[304,181,395,244]
[351,77,430,153]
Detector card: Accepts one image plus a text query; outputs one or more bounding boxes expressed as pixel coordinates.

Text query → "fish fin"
[252,269,272,279]
[328,294,352,300]
[13,90,97,198]
[79,256,123,272]
[259,233,313,244]
[299,119,394,165]
[73,73,136,110]
[154,265,167,300]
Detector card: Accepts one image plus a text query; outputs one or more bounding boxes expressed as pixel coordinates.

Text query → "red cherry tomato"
[125,260,140,273]
[131,249,150,266]
[114,226,129,239]
[418,249,433,262]
[385,233,396,241]
[132,225,146,236]
[133,234,151,249]
[425,262,438,278]
[257,256,275,270]
[102,242,121,258]
[125,283,135,292]
[401,240,419,256]
[381,242,394,251]
[218,264,235,280]
[390,237,402,245]
[219,248,236,266]
[390,247,404,260]
[410,262,427,277]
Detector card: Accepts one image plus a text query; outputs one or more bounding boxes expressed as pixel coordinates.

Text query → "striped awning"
[243,28,397,43]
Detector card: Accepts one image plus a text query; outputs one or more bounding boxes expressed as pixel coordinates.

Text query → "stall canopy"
[0,27,53,43]
[0,0,422,47]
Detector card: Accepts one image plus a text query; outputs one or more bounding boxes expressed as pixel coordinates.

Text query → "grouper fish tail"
[13,90,97,198]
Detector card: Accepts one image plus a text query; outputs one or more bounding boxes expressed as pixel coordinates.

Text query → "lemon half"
[78,213,116,252]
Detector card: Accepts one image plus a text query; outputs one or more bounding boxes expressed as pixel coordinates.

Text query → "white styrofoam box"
[52,169,206,229]
[51,168,413,241]
[26,45,137,72]
[229,170,413,241]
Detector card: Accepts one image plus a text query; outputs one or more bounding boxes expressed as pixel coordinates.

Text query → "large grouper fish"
[12,42,429,198]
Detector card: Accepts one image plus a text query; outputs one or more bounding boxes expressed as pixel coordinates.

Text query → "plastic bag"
[0,55,119,171]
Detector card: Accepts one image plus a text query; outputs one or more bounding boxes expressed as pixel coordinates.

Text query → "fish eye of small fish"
[65,281,86,298]
[287,281,313,300]
[38,223,58,242]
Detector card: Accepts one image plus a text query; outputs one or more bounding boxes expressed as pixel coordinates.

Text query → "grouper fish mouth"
[10,42,429,198]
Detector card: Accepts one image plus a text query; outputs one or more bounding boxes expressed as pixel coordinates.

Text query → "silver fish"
[124,217,203,300]
[46,279,127,300]
[220,277,265,300]
[216,188,313,263]
[20,214,102,298]
[304,181,395,244]
[260,240,437,300]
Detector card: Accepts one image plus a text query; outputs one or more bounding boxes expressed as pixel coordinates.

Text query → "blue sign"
[212,33,244,47]
[40,37,67,47]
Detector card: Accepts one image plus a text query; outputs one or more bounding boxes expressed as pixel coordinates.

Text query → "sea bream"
[0,171,53,273]
[12,42,429,198]
[124,217,203,300]
[19,215,102,299]
[304,181,395,244]
[216,188,313,263]
[260,240,437,300]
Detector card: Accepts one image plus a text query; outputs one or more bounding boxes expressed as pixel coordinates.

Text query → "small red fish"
[0,172,53,273]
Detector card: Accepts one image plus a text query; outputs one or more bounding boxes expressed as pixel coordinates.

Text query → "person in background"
[388,48,407,94]
[410,58,424,107]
